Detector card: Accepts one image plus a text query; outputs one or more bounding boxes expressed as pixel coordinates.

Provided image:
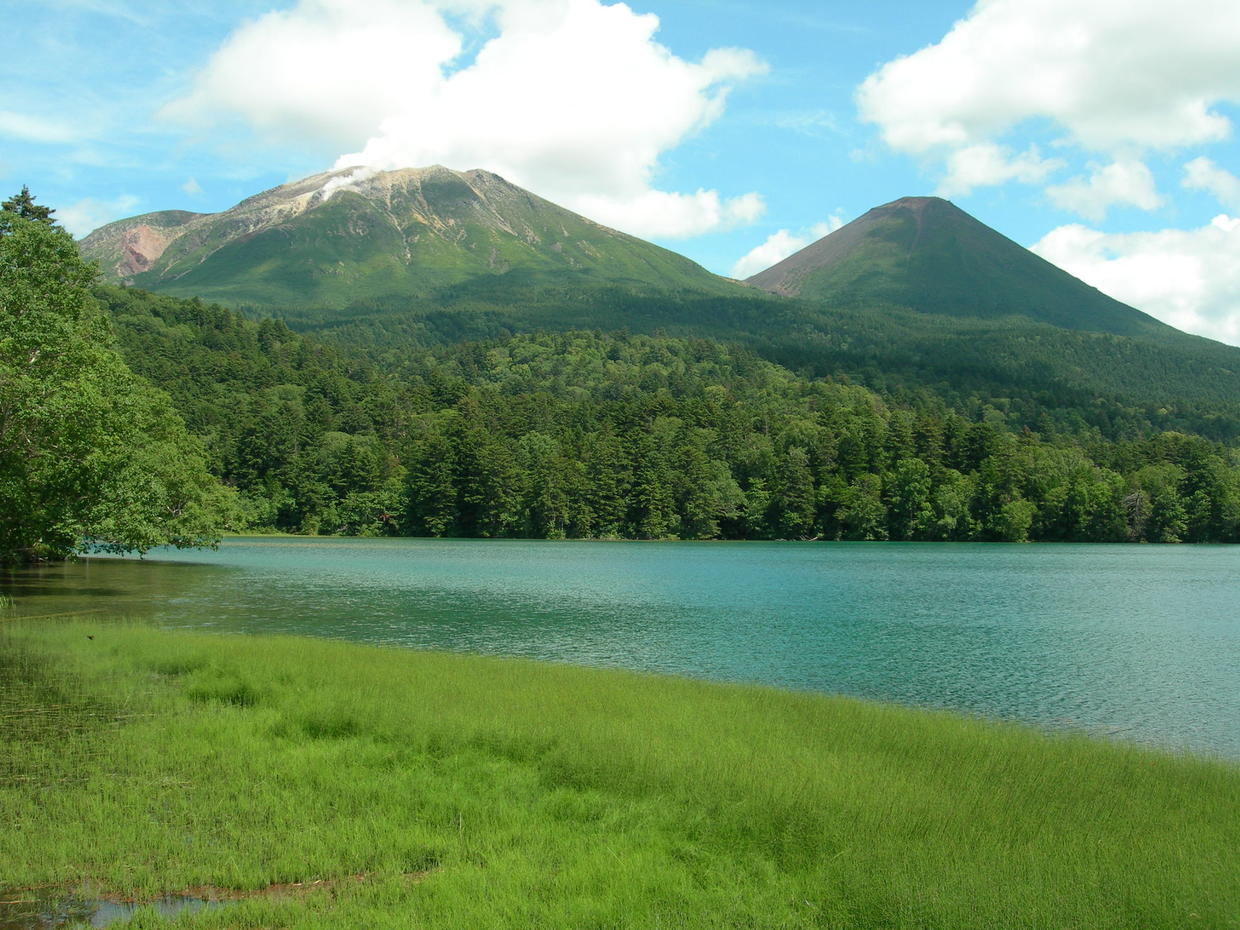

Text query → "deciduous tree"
[0,213,237,561]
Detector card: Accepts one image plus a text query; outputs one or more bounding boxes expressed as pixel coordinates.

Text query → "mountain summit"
[746,196,1168,338]
[80,166,733,307]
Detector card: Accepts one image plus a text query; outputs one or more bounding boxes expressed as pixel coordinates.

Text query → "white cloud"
[730,214,845,279]
[166,0,767,240]
[1031,215,1240,346]
[59,194,140,238]
[0,109,82,144]
[1183,156,1240,211]
[163,0,461,148]
[938,144,1062,197]
[576,188,764,240]
[1046,159,1163,221]
[857,0,1240,205]
[180,176,203,197]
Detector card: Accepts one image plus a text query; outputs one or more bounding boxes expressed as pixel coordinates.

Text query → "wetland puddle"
[0,874,430,929]
[0,892,222,929]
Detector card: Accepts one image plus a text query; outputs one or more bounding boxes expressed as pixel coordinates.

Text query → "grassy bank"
[2,621,1238,929]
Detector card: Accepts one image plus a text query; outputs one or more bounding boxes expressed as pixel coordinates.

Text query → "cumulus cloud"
[1183,156,1240,211]
[59,194,140,238]
[730,215,845,279]
[1030,215,1240,346]
[938,144,1062,197]
[1046,159,1163,221]
[576,188,765,240]
[163,0,460,148]
[858,0,1240,208]
[166,0,767,239]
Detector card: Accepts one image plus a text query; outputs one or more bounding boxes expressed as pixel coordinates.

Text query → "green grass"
[2,620,1238,929]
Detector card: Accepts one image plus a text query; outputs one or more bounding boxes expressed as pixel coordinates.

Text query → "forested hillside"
[102,286,1240,543]
[82,169,1240,448]
[82,170,1240,445]
[262,283,1240,443]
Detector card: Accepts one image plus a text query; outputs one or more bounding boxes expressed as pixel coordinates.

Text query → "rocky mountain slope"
[80,166,738,307]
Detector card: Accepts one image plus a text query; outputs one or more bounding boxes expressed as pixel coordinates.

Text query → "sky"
[5,0,1240,345]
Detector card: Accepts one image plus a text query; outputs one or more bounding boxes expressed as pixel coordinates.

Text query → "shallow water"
[4,538,1238,757]
[0,893,219,930]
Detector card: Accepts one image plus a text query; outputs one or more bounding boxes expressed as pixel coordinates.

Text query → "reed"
[2,620,1237,929]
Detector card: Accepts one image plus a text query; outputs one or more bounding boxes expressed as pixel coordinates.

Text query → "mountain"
[82,174,1240,442]
[79,166,738,307]
[746,196,1169,339]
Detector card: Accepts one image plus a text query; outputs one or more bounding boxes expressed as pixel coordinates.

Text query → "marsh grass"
[1,620,1237,929]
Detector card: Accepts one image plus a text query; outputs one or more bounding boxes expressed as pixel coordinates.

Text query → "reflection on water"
[3,539,1238,758]
[0,891,220,930]
[1,558,208,621]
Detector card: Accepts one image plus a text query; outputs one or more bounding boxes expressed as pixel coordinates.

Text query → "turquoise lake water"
[4,538,1237,757]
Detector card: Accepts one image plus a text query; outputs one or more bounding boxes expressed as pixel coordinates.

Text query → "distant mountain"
[746,196,1169,339]
[80,166,737,307]
[81,176,1240,442]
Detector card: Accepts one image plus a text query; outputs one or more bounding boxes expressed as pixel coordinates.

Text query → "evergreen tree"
[1,186,56,226]
[82,287,1240,545]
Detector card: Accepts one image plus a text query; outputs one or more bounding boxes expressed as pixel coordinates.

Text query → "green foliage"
[0,216,238,561]
[268,279,1240,443]
[1,185,55,225]
[94,288,1240,543]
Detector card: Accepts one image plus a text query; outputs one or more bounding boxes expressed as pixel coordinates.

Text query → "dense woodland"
[102,286,1240,544]
[264,283,1240,444]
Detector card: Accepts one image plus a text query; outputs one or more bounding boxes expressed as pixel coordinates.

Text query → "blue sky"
[5,0,1240,344]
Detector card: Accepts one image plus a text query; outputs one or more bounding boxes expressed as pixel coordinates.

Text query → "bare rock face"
[78,210,204,281]
[117,225,176,276]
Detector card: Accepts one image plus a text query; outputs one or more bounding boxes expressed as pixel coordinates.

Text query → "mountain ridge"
[77,171,1240,441]
[79,165,740,306]
[746,196,1170,339]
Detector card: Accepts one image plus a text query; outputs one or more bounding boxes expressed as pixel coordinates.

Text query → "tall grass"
[2,620,1237,929]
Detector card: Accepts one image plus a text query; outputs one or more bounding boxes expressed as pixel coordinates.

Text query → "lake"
[3,538,1237,758]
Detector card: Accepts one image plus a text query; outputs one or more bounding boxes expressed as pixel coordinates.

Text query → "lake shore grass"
[2,620,1238,929]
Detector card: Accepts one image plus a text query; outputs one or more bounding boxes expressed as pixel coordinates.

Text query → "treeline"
[102,287,1240,543]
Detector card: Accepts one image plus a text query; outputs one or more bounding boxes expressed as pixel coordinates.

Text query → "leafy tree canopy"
[97,286,1240,544]
[0,213,239,562]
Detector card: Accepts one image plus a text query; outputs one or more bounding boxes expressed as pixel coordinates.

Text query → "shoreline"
[8,540,1239,760]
